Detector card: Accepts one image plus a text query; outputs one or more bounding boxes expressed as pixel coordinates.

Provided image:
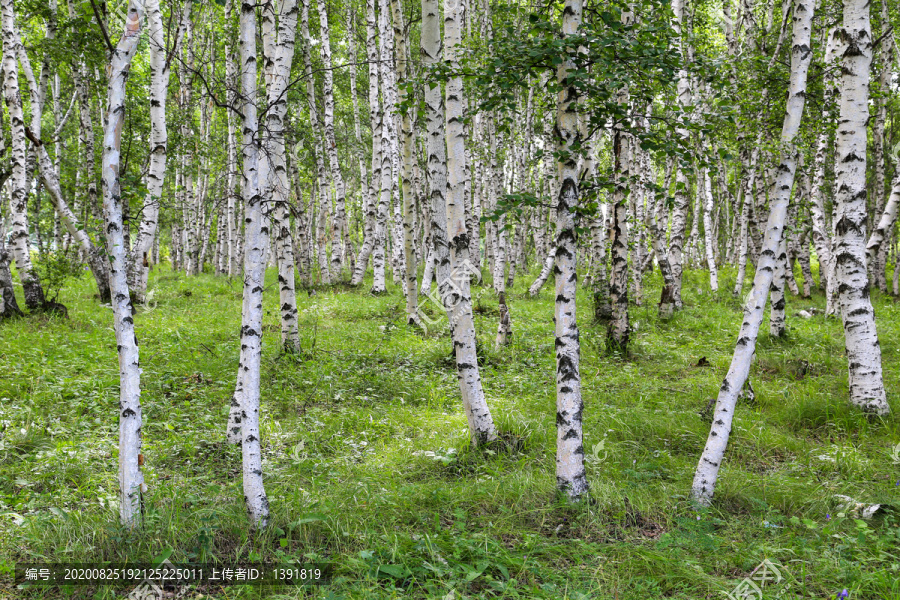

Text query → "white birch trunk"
[261,0,301,352]
[391,0,418,323]
[231,0,270,527]
[128,0,171,302]
[668,0,692,310]
[733,143,761,296]
[769,233,788,337]
[692,0,814,505]
[100,0,146,528]
[316,0,348,278]
[1,0,45,310]
[0,222,22,318]
[702,168,718,291]
[867,174,900,272]
[29,135,109,302]
[444,0,497,446]
[554,0,588,501]
[299,0,332,285]
[831,0,890,415]
[350,0,382,285]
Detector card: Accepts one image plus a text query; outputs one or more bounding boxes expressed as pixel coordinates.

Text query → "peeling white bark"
[831,0,890,415]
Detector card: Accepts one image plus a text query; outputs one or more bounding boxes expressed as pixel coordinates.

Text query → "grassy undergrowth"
[1,261,899,599]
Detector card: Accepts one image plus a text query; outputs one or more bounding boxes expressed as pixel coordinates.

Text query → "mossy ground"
[1,261,899,599]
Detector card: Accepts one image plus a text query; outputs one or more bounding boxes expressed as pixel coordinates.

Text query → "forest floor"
[1,261,900,599]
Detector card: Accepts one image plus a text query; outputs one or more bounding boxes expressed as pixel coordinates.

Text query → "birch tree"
[316,0,348,278]
[1,0,48,311]
[128,0,175,303]
[692,0,815,505]
[443,0,498,446]
[830,0,890,415]
[262,0,301,353]
[228,0,270,528]
[99,0,146,527]
[553,0,588,501]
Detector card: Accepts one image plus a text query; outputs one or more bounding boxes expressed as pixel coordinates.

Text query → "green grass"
[1,260,899,599]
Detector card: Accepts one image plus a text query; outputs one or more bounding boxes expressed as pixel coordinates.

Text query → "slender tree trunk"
[870,0,893,291]
[316,0,347,279]
[809,33,838,295]
[228,0,270,528]
[351,0,382,285]
[29,136,110,302]
[608,129,629,352]
[128,0,172,302]
[347,5,372,285]
[391,0,419,324]
[529,249,556,297]
[100,0,146,528]
[667,0,692,310]
[262,0,301,353]
[1,0,46,310]
[290,157,311,285]
[733,143,760,297]
[692,0,814,506]
[701,168,718,291]
[225,5,241,278]
[867,173,900,273]
[370,0,395,294]
[299,0,331,285]
[443,0,497,446]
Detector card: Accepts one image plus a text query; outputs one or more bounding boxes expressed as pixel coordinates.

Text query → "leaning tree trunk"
[867,173,900,274]
[553,0,589,502]
[443,0,497,446]
[691,0,814,506]
[100,0,146,528]
[1,0,46,310]
[830,0,890,415]
[28,135,109,303]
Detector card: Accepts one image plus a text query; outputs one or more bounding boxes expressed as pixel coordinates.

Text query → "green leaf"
[377,564,411,579]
